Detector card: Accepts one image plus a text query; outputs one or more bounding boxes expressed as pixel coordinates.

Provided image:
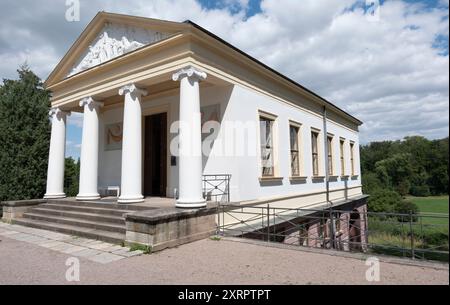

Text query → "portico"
[45,64,209,208]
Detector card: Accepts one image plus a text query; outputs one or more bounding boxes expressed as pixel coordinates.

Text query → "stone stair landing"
[11,200,149,244]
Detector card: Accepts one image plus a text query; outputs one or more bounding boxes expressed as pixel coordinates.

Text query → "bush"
[394,200,419,222]
[410,185,431,197]
[362,172,384,194]
[367,190,402,213]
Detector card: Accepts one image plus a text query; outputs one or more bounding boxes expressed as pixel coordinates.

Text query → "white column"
[172,66,207,208]
[44,108,70,199]
[76,97,103,201]
[118,84,148,203]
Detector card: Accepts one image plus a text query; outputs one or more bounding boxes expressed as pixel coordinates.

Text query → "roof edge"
[183,19,363,126]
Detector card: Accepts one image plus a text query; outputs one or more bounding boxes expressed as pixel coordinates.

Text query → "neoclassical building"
[44,12,363,210]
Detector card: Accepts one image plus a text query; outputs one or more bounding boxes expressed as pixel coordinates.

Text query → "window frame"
[289,121,302,177]
[340,138,346,177]
[327,134,334,176]
[311,129,320,177]
[350,141,356,176]
[258,111,278,179]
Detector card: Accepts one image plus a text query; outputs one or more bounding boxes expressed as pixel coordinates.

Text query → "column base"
[118,195,144,204]
[176,199,207,209]
[76,194,100,201]
[44,193,66,199]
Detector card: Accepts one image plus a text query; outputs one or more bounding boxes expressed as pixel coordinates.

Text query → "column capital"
[49,107,70,119]
[118,84,148,97]
[79,97,104,109]
[172,66,207,82]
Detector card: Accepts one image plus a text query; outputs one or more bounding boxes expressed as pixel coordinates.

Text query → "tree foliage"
[367,190,402,213]
[0,66,51,201]
[64,157,79,197]
[361,136,449,197]
[362,136,448,215]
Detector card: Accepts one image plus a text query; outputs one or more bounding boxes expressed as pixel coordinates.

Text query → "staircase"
[11,200,149,244]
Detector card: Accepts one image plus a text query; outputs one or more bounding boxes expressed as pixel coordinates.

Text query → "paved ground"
[0,223,448,285]
[0,222,143,264]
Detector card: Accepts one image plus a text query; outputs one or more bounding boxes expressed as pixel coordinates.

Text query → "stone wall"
[1,199,46,222]
[125,205,217,252]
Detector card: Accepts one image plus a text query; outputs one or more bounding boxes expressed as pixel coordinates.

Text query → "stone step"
[11,218,125,244]
[27,207,126,225]
[39,203,132,217]
[46,199,149,211]
[23,212,126,234]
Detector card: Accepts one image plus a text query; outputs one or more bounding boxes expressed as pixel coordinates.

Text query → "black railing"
[203,174,231,203]
[217,204,449,262]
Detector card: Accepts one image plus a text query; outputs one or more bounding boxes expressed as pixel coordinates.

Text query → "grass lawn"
[407,196,449,225]
[407,196,449,213]
[367,196,448,261]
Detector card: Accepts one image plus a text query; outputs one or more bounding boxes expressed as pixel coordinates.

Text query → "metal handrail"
[217,203,449,262]
[202,174,231,203]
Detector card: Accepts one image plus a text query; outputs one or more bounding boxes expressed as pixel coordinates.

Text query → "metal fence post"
[410,210,415,260]
[267,204,270,242]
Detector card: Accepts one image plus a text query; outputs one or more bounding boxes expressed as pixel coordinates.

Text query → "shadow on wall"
[202,84,234,172]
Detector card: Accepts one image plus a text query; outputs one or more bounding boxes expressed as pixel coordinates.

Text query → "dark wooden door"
[144,112,167,197]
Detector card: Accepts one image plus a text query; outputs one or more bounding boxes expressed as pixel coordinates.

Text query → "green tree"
[374,153,413,196]
[362,171,385,194]
[367,190,402,213]
[0,66,51,201]
[64,157,80,197]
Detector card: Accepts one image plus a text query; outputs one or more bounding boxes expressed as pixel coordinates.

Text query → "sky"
[0,0,448,159]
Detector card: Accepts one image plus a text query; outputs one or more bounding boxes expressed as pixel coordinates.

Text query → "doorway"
[144,112,167,197]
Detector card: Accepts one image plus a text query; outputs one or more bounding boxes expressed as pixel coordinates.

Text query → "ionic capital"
[118,84,148,97]
[49,107,70,120]
[172,66,207,82]
[79,97,104,109]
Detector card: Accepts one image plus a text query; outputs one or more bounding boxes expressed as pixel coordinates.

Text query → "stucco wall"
[205,84,362,203]
[98,83,362,205]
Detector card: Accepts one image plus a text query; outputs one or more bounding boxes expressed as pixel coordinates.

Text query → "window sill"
[328,175,339,179]
[289,176,308,181]
[259,177,284,182]
[351,175,359,179]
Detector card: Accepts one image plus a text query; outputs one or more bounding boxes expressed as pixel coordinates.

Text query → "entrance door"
[144,112,167,197]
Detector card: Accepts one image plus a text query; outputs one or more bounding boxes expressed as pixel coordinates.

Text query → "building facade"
[44,12,363,210]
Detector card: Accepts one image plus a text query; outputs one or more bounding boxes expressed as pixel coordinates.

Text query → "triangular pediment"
[45,12,188,87]
[68,23,171,76]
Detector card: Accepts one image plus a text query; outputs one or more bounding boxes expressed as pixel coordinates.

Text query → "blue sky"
[0,0,448,159]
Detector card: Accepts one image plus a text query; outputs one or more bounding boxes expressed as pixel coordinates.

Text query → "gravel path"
[0,235,447,285]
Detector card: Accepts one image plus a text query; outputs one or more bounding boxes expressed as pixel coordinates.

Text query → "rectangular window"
[327,136,333,176]
[311,131,319,176]
[350,142,355,176]
[340,139,345,176]
[290,125,300,176]
[260,116,275,176]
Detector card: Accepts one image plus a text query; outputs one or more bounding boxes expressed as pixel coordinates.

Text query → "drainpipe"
[322,106,330,205]
[322,106,336,248]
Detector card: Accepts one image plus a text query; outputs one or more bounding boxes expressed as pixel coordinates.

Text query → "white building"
[44,12,363,210]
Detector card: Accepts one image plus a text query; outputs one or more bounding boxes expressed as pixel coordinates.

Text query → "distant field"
[408,196,449,226]
[408,196,449,214]
[368,196,448,261]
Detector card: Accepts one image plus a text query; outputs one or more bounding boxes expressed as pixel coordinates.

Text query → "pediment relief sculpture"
[68,22,169,77]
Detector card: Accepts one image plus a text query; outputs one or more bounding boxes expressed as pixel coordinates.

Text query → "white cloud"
[67,112,83,128]
[0,0,448,143]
